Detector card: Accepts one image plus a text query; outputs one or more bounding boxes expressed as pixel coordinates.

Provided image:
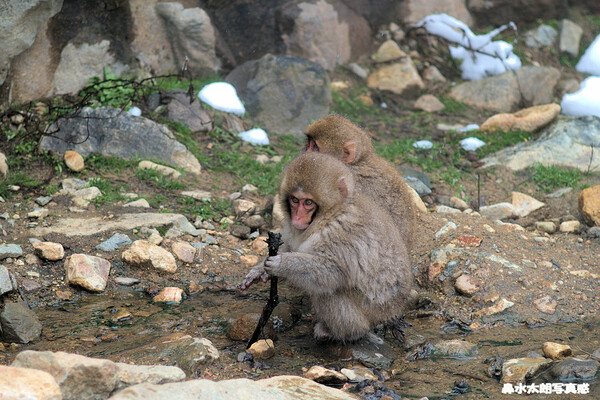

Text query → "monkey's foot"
[313,322,333,342]
[385,316,412,342]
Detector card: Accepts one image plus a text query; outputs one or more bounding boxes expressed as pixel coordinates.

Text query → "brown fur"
[305,115,417,248]
[263,152,413,342]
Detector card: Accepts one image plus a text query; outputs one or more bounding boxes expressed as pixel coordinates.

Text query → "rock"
[434,221,457,239]
[181,191,211,201]
[166,91,213,132]
[251,237,269,254]
[481,116,600,171]
[414,94,445,112]
[115,363,186,390]
[155,3,219,76]
[65,254,111,293]
[525,25,558,48]
[227,314,276,341]
[304,365,347,384]
[423,65,446,81]
[0,365,61,400]
[0,152,8,179]
[40,107,201,175]
[153,287,184,304]
[1,302,42,343]
[247,339,275,359]
[547,358,600,382]
[480,104,561,133]
[450,197,469,210]
[226,54,330,137]
[542,342,572,360]
[0,244,23,260]
[559,19,583,57]
[0,265,15,295]
[60,178,88,193]
[408,186,428,213]
[400,0,472,26]
[240,255,259,267]
[233,199,257,217]
[511,192,545,217]
[340,366,378,382]
[535,221,556,233]
[475,298,514,317]
[479,203,517,220]
[32,241,64,261]
[121,240,177,273]
[589,227,600,238]
[533,296,557,314]
[347,333,396,369]
[72,186,102,207]
[372,40,406,62]
[436,205,461,214]
[244,215,265,229]
[501,357,553,384]
[280,0,371,71]
[35,196,53,206]
[118,333,219,378]
[431,339,477,358]
[455,274,479,296]
[579,185,600,226]
[230,224,251,239]
[450,71,520,113]
[404,176,432,196]
[171,242,196,263]
[64,150,84,172]
[367,58,424,97]
[138,160,181,179]
[560,220,581,233]
[348,63,368,79]
[28,208,49,219]
[96,233,132,251]
[12,351,118,400]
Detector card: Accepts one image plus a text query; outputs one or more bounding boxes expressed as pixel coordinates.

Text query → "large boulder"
[468,0,567,27]
[39,107,201,174]
[226,54,331,137]
[400,0,472,26]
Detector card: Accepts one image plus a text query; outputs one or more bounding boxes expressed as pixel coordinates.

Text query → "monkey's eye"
[290,196,299,204]
[305,199,313,206]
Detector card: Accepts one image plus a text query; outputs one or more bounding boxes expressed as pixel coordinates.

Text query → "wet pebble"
[115,277,140,286]
[65,254,111,293]
[0,265,15,295]
[547,358,600,382]
[533,295,557,314]
[304,365,347,384]
[171,241,196,263]
[0,302,42,343]
[454,274,479,296]
[247,339,275,359]
[501,357,553,384]
[227,313,277,341]
[96,233,132,251]
[111,308,133,323]
[122,240,177,273]
[431,339,477,358]
[153,287,184,304]
[542,342,572,360]
[535,221,556,233]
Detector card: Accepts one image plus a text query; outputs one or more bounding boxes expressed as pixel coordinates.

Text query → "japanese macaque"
[241,153,413,342]
[305,115,416,248]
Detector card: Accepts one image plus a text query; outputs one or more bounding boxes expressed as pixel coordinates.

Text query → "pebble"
[115,277,140,286]
[533,296,557,314]
[121,240,177,273]
[244,215,265,229]
[0,244,23,260]
[435,221,457,239]
[27,208,49,219]
[64,150,85,172]
[340,366,378,382]
[65,254,111,293]
[240,255,259,267]
[124,199,151,208]
[232,199,256,217]
[181,190,211,201]
[475,298,514,317]
[138,160,181,179]
[547,358,600,382]
[502,357,553,384]
[454,274,479,296]
[431,339,477,357]
[247,339,275,359]
[32,241,64,261]
[230,224,251,239]
[35,196,53,206]
[535,221,556,233]
[304,365,347,384]
[589,227,600,238]
[153,287,184,304]
[96,233,132,251]
[171,241,196,263]
[559,220,581,232]
[542,342,572,360]
[436,205,461,214]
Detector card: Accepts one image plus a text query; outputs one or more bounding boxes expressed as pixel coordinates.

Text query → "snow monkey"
[305,114,416,248]
[242,153,413,342]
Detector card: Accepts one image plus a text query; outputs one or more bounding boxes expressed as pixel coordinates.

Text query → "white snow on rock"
[576,34,600,76]
[460,137,486,151]
[458,124,480,132]
[128,106,142,116]
[417,14,521,80]
[239,128,269,146]
[198,82,245,116]
[413,140,433,149]
[561,76,600,117]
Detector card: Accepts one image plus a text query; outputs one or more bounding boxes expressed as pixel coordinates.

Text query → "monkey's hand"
[263,255,282,275]
[240,264,269,290]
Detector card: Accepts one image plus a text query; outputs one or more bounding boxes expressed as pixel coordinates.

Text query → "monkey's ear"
[337,177,349,199]
[342,141,357,164]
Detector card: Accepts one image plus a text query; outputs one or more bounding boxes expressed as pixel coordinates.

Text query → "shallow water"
[4,286,599,399]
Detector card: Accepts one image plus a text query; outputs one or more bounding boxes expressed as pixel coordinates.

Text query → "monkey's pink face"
[306,137,320,152]
[289,191,317,230]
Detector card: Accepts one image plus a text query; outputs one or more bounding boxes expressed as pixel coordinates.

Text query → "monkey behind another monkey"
[243,152,414,343]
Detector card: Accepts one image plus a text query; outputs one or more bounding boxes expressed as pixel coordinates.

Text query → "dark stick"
[247,232,284,349]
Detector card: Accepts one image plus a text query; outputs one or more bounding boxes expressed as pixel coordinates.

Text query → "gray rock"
[227,54,331,137]
[35,195,53,206]
[166,91,213,132]
[559,19,583,57]
[156,3,220,76]
[230,224,251,239]
[589,227,600,238]
[115,277,140,286]
[0,244,23,260]
[524,25,557,48]
[515,66,560,107]
[450,71,520,113]
[404,176,432,195]
[96,233,133,252]
[0,265,14,295]
[115,363,186,390]
[40,107,201,175]
[61,177,89,193]
[547,358,600,382]
[0,0,63,86]
[431,339,477,357]
[348,333,396,369]
[481,116,600,171]
[0,302,42,343]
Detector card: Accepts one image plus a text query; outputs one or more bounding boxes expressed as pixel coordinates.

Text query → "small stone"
[414,94,445,112]
[64,150,84,172]
[512,192,545,217]
[247,339,275,359]
[233,199,256,217]
[480,104,560,133]
[251,237,269,254]
[589,226,600,238]
[96,233,132,252]
[455,274,479,296]
[240,255,259,267]
[436,205,461,214]
[181,190,211,201]
[372,40,406,63]
[479,203,517,220]
[533,296,557,314]
[65,254,111,293]
[153,287,184,304]
[35,196,53,206]
[33,241,65,261]
[475,298,514,317]
[230,224,251,239]
[0,302,42,343]
[242,184,258,192]
[423,65,446,81]
[227,314,277,341]
[579,185,600,226]
[431,339,477,357]
[121,240,177,273]
[535,221,556,233]
[502,357,553,384]
[0,152,7,179]
[124,198,151,208]
[559,220,581,233]
[449,197,469,210]
[548,358,599,382]
[171,241,196,263]
[27,208,49,219]
[244,215,265,229]
[434,221,457,239]
[138,160,181,179]
[256,155,270,164]
[0,244,23,260]
[111,308,133,323]
[542,342,572,360]
[115,277,140,286]
[304,365,347,384]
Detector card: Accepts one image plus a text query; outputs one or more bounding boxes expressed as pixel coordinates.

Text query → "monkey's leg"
[312,294,370,342]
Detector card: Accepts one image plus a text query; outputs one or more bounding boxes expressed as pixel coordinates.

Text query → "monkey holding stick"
[242,153,413,343]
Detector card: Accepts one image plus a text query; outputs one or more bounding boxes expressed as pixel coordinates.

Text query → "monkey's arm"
[264,253,345,294]
[240,263,269,290]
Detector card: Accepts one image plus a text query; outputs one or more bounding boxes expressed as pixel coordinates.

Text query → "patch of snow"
[128,106,142,116]
[417,14,521,80]
[198,82,245,116]
[576,34,600,76]
[458,124,480,132]
[413,140,433,149]
[561,76,600,117]
[460,137,486,151]
[239,128,269,146]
